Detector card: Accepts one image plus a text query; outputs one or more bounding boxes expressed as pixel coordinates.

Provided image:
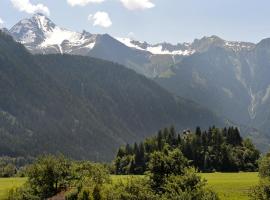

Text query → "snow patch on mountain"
[116,37,144,50]
[148,45,195,55]
[20,30,36,44]
[40,27,81,47]
[116,37,196,55]
[225,41,255,51]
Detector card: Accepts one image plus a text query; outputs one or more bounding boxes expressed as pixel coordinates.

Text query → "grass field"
[201,172,258,200]
[0,173,259,200]
[0,178,27,200]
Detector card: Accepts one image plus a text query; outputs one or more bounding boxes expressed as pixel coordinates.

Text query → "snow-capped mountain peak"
[9,13,97,54]
[10,13,56,45]
[32,13,56,32]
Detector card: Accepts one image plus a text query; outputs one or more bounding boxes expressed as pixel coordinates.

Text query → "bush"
[77,188,92,200]
[8,184,39,200]
[102,177,158,200]
[250,179,270,200]
[0,163,17,177]
[250,153,270,199]
[27,154,73,199]
[148,148,188,191]
[258,153,270,178]
[161,168,219,200]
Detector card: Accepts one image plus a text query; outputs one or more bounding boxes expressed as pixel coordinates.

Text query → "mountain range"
[156,38,270,138]
[2,13,270,157]
[0,31,225,161]
[5,13,256,78]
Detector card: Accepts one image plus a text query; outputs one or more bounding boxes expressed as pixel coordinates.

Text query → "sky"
[0,0,270,44]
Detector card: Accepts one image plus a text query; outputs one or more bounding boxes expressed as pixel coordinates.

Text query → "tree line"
[114,126,260,174]
[0,156,32,177]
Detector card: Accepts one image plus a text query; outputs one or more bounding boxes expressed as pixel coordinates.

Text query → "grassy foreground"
[0,178,27,200]
[0,173,258,200]
[201,172,258,200]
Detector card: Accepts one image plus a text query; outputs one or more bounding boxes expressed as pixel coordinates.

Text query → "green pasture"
[201,172,258,200]
[0,173,259,200]
[0,178,27,200]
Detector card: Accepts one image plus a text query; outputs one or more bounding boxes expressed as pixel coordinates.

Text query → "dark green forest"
[0,31,224,161]
[114,126,260,174]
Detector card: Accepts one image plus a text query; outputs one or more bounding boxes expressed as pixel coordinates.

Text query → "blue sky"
[1,0,270,44]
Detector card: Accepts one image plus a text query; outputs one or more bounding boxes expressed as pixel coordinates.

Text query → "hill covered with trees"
[114,126,260,174]
[0,31,224,161]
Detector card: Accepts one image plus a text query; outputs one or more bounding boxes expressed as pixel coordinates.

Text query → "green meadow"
[0,173,258,200]
[0,178,27,200]
[201,172,258,200]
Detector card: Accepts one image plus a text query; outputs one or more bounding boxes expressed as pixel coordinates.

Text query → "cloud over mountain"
[120,0,155,10]
[67,0,105,6]
[88,11,112,28]
[0,18,4,27]
[10,0,50,16]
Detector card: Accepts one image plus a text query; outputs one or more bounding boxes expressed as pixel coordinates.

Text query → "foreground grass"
[201,172,258,200]
[0,178,27,200]
[0,173,258,200]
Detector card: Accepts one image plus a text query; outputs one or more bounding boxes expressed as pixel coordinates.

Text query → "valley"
[1,1,270,199]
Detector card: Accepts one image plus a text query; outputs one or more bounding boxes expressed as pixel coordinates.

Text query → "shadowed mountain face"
[156,41,270,139]
[0,32,224,161]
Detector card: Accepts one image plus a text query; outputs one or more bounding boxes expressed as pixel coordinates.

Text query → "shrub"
[161,168,219,200]
[102,177,158,200]
[8,184,39,200]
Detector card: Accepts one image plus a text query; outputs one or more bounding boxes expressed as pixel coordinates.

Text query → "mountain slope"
[0,31,224,161]
[156,42,270,147]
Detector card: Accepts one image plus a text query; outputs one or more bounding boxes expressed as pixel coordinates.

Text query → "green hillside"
[0,31,224,161]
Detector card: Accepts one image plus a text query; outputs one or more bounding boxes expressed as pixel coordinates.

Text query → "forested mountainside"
[0,31,224,161]
[156,44,270,151]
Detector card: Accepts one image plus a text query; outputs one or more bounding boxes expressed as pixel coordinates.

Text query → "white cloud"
[88,12,112,28]
[0,18,4,27]
[10,0,50,16]
[67,0,105,7]
[120,0,155,10]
